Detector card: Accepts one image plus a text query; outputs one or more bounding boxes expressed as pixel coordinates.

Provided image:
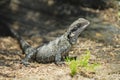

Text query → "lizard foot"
[55,61,66,66]
[21,59,30,66]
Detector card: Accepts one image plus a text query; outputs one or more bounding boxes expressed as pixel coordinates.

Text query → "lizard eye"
[71,26,79,32]
[71,27,78,32]
[71,23,82,32]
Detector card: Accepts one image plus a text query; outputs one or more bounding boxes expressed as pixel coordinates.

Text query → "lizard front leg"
[55,53,65,65]
[55,52,61,63]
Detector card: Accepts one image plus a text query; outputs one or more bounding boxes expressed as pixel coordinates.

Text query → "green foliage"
[65,56,73,62]
[69,60,78,76]
[78,50,90,67]
[118,12,120,17]
[65,56,78,76]
[66,50,100,77]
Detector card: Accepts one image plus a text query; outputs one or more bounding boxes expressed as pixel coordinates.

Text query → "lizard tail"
[9,28,22,40]
[9,28,31,54]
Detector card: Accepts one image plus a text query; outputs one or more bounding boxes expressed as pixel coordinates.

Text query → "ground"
[0,1,120,80]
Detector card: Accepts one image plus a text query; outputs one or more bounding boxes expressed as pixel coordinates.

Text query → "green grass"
[78,50,90,67]
[69,60,78,76]
[118,12,120,17]
[66,50,100,77]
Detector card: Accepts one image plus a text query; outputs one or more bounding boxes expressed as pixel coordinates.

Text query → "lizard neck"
[63,32,75,45]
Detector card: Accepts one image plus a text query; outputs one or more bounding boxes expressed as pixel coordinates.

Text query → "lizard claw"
[55,61,66,66]
[21,59,30,66]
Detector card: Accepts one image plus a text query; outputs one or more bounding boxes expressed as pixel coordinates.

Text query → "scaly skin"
[10,18,90,65]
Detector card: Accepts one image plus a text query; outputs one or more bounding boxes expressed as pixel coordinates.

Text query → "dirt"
[0,1,120,80]
[0,36,120,80]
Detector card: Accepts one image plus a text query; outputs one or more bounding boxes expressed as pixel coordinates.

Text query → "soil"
[0,1,120,80]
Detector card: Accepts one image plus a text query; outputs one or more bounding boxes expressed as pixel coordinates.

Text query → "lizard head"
[67,18,90,44]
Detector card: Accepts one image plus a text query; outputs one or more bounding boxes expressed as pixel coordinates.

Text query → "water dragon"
[10,18,90,65]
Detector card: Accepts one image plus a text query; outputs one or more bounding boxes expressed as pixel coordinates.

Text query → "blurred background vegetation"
[0,0,119,37]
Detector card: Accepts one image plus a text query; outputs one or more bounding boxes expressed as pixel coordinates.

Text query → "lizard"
[10,18,90,65]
